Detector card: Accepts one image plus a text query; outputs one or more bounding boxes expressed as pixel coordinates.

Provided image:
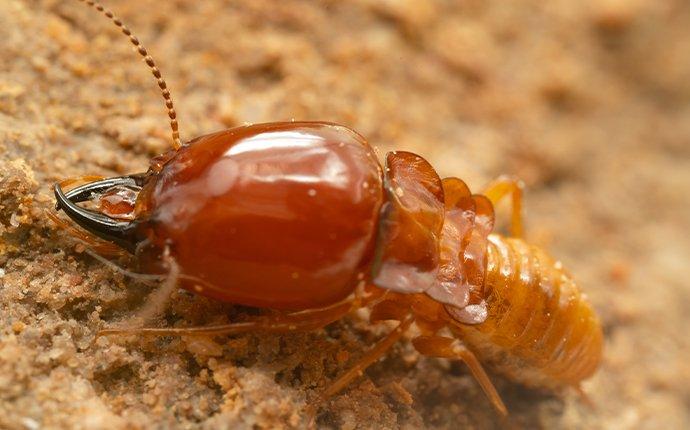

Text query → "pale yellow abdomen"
[451,235,603,389]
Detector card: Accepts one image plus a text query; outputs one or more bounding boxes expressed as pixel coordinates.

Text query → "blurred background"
[1,0,689,428]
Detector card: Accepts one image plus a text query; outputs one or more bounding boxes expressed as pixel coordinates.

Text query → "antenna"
[75,0,182,149]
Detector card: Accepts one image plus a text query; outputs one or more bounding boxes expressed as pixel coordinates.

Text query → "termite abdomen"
[452,235,603,389]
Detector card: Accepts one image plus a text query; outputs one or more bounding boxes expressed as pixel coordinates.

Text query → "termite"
[52,0,603,421]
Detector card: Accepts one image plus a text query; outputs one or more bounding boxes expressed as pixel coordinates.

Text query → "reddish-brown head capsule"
[137,122,383,309]
[57,122,387,309]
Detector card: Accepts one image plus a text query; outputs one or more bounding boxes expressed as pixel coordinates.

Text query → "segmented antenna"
[75,0,182,149]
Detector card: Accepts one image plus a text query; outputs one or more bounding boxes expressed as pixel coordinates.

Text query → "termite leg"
[127,255,181,325]
[481,176,525,238]
[369,298,411,323]
[46,209,126,257]
[574,384,596,410]
[306,315,414,422]
[59,175,106,189]
[412,335,508,416]
[312,299,410,405]
[98,298,357,337]
[100,282,389,338]
[82,248,164,283]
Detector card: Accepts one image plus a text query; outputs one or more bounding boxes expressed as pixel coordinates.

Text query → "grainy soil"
[1,0,689,429]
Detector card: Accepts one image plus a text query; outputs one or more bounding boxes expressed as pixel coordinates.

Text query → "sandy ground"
[1,0,690,428]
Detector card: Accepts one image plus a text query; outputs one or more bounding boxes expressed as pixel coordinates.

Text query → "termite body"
[52,0,603,418]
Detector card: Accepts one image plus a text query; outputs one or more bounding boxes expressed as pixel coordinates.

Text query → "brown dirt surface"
[2,0,690,428]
